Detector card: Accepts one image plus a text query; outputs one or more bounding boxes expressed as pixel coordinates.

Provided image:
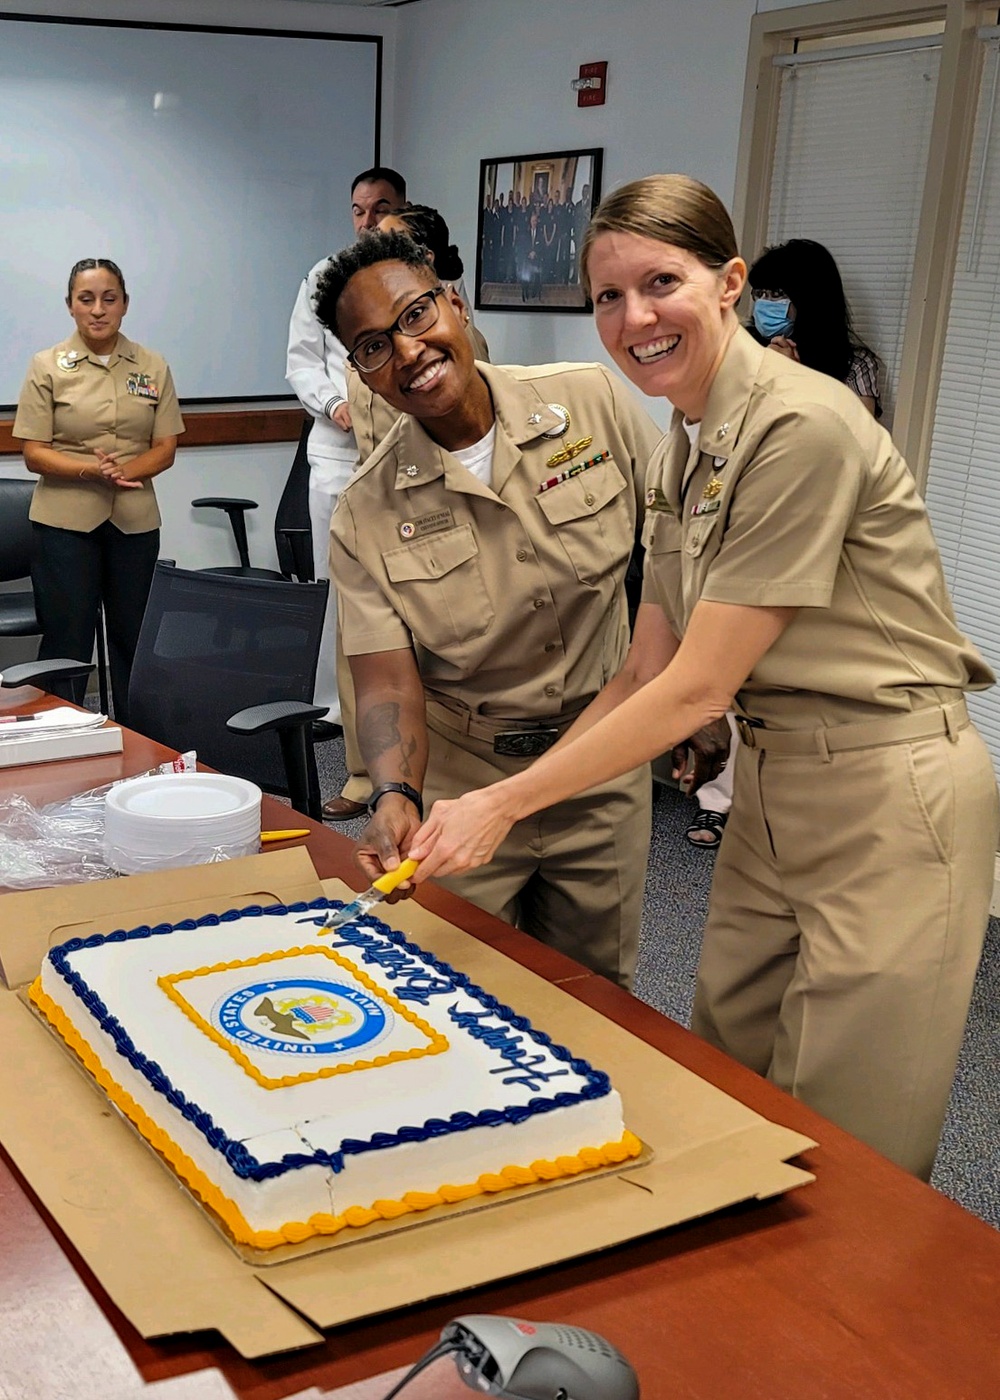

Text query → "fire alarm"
[573,61,607,107]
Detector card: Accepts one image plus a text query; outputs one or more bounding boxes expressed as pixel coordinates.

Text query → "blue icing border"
[46,899,611,1183]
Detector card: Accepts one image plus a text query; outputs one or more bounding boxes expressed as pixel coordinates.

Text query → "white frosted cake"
[29,899,640,1249]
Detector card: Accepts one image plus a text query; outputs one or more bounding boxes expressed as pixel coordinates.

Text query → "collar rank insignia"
[56,350,80,371]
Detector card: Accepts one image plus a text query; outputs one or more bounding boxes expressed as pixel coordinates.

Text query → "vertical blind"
[767,45,941,424]
[924,39,1000,775]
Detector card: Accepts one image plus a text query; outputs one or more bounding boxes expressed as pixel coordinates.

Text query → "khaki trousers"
[335,617,372,805]
[692,720,999,1178]
[424,711,652,988]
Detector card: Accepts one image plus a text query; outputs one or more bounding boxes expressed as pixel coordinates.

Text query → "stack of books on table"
[0,707,123,768]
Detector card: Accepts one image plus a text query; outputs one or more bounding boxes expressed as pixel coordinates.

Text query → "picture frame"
[474,147,604,313]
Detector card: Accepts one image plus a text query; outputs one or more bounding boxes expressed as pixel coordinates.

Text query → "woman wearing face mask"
[13,258,183,722]
[405,174,998,1181]
[748,238,882,418]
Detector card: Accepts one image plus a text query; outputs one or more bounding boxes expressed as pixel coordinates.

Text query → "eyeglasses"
[751,288,789,302]
[347,287,446,372]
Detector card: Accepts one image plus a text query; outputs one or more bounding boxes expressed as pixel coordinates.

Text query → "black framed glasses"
[347,287,446,372]
[750,288,789,302]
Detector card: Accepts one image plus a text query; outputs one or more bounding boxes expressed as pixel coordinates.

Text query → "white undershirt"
[451,424,497,487]
[95,354,112,365]
[682,418,701,446]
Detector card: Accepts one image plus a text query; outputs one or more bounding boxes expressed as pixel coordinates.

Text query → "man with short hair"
[350,167,408,232]
[285,166,407,818]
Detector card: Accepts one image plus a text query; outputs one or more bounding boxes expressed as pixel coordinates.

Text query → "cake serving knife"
[318,858,420,933]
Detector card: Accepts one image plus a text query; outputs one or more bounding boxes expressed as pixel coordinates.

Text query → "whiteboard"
[0,17,380,407]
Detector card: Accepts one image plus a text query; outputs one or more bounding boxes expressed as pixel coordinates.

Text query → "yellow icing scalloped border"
[158,943,448,1089]
[29,977,642,1250]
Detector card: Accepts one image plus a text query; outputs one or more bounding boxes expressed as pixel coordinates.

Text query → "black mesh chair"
[127,563,329,818]
[190,497,285,580]
[192,418,316,582]
[0,478,112,712]
[0,478,38,641]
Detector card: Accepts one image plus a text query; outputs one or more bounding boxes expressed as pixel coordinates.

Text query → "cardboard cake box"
[0,848,815,1359]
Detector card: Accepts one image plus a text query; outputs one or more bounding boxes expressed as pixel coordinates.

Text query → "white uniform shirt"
[286,257,358,476]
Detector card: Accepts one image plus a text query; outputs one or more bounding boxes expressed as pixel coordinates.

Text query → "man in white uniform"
[285,166,407,814]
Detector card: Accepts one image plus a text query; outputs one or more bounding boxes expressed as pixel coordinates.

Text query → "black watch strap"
[367,782,424,821]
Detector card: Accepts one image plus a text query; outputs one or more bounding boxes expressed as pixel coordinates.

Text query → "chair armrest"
[191,497,259,510]
[1,659,96,689]
[227,700,328,735]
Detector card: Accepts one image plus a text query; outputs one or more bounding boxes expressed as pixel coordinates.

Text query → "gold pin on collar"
[546,434,593,469]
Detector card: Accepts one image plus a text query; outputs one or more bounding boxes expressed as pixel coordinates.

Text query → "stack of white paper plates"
[104,773,262,874]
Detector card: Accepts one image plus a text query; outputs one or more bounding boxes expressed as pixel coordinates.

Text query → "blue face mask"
[753,298,794,341]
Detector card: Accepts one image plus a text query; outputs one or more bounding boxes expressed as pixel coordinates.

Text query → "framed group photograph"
[474,147,603,313]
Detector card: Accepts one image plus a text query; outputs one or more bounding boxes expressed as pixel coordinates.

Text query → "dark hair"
[313,229,435,341]
[390,204,464,281]
[748,238,875,384]
[66,257,127,302]
[581,174,738,295]
[351,166,407,200]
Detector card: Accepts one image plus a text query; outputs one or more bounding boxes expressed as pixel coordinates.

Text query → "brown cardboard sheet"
[0,857,815,1359]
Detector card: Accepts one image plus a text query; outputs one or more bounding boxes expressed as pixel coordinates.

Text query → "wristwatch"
[367,782,424,821]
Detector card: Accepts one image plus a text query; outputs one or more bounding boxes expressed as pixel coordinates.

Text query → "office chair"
[0,479,111,713]
[0,479,38,641]
[192,416,317,582]
[190,497,286,580]
[274,416,315,580]
[127,563,329,818]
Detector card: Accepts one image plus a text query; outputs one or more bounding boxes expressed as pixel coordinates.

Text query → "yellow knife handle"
[372,858,419,895]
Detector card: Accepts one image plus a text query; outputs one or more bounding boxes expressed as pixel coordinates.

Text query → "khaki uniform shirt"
[641,327,993,727]
[332,361,661,718]
[13,331,184,534]
[347,321,492,464]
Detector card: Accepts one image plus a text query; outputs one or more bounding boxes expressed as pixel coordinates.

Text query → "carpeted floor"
[313,732,1000,1228]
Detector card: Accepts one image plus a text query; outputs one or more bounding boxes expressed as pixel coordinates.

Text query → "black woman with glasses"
[312,229,663,987]
[747,238,882,418]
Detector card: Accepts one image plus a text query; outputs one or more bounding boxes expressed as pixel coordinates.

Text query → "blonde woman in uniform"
[407,174,999,1180]
[13,258,183,722]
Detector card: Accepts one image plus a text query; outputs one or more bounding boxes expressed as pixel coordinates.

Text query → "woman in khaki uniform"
[407,175,999,1179]
[326,205,491,822]
[13,258,184,721]
[314,229,662,986]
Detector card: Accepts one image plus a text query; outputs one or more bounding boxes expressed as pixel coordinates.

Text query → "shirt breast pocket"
[382,523,495,652]
[535,458,630,585]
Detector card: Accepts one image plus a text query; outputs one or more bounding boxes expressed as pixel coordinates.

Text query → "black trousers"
[30,520,159,724]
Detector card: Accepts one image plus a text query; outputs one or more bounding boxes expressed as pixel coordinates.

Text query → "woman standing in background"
[748,237,882,417]
[13,258,183,722]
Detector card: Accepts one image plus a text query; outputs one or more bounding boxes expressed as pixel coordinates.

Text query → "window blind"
[924,39,1000,776]
[767,45,941,423]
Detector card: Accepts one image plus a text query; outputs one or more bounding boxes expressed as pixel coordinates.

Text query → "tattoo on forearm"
[360,703,419,779]
[360,702,401,759]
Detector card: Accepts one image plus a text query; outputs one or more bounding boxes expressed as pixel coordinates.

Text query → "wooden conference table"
[2,689,1000,1400]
